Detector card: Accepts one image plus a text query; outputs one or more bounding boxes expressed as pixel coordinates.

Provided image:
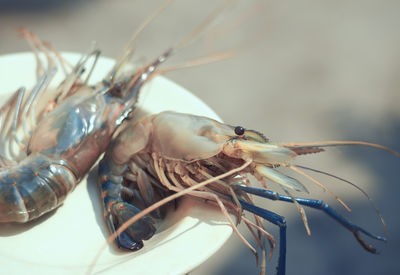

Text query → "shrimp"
[97,111,399,275]
[0,20,177,223]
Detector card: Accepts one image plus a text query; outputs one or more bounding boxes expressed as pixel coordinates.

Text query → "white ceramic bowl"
[0,52,233,275]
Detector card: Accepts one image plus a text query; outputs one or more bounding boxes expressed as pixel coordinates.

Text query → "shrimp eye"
[234,126,245,136]
[109,82,124,97]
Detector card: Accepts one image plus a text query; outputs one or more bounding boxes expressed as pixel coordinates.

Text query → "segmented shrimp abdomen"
[0,154,76,223]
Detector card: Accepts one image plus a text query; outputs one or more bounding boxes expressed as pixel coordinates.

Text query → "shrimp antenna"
[108,0,174,83]
[123,0,174,52]
[203,1,263,53]
[121,0,239,113]
[174,0,237,51]
[295,164,387,235]
[283,141,400,157]
[110,0,235,84]
[288,165,351,212]
[155,0,266,77]
[150,49,238,79]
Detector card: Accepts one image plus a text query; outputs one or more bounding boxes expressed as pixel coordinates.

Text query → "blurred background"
[0,0,399,274]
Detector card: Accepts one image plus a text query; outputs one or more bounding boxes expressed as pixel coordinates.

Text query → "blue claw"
[117,231,144,251]
[108,201,156,251]
[236,185,386,247]
[233,185,386,275]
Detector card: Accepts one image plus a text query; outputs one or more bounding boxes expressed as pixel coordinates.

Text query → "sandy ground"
[0,0,399,274]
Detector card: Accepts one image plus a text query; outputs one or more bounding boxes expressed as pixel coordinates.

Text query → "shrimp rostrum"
[98,111,399,274]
